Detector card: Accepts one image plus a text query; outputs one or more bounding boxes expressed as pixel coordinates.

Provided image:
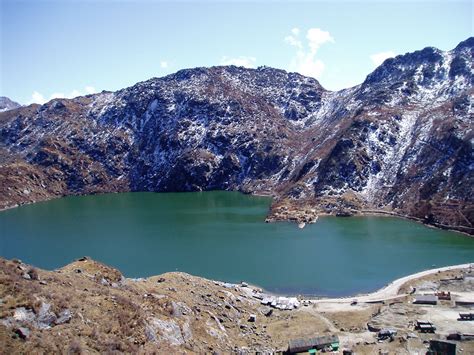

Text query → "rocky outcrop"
[0,38,473,233]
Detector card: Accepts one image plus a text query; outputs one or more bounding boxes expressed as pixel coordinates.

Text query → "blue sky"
[1,0,472,104]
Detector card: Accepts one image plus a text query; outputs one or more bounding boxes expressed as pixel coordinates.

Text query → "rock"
[157,277,166,283]
[13,307,36,323]
[171,301,191,317]
[182,321,193,341]
[14,327,30,339]
[248,314,256,322]
[37,302,57,329]
[55,309,72,325]
[22,273,31,280]
[336,210,353,217]
[146,318,185,346]
[77,256,89,261]
[27,268,39,280]
[259,307,273,317]
[145,324,158,342]
[51,100,65,110]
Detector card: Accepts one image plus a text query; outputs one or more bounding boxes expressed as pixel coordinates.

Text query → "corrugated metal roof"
[414,295,438,303]
[288,335,339,353]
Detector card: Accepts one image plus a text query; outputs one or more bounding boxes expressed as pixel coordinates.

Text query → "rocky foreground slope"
[0,38,473,233]
[1,258,473,353]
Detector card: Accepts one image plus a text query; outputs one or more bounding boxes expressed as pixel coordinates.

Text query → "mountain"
[0,97,21,112]
[0,38,472,233]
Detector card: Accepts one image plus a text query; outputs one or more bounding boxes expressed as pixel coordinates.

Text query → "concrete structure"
[413,294,438,305]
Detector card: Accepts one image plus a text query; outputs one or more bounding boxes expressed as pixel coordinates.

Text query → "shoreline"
[229,263,473,302]
[162,262,474,302]
[1,190,472,237]
[305,262,474,303]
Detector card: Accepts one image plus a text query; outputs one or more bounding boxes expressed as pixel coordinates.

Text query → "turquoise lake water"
[1,191,473,296]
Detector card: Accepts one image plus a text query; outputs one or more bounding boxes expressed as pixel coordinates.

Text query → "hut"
[458,313,474,320]
[415,320,436,333]
[427,340,456,355]
[413,294,438,305]
[287,335,339,354]
[454,297,474,307]
[435,291,451,300]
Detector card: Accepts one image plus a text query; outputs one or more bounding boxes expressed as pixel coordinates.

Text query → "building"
[427,340,456,355]
[454,298,474,307]
[435,291,451,300]
[415,320,436,333]
[413,294,438,305]
[458,313,474,320]
[287,335,339,354]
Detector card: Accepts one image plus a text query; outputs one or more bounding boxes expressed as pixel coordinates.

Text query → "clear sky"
[1,0,472,104]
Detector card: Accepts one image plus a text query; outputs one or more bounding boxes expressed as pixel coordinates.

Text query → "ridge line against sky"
[1,0,472,105]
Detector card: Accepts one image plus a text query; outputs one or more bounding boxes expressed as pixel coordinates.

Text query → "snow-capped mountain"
[0,97,21,112]
[0,38,472,233]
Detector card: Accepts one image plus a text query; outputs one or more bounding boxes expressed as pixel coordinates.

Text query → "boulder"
[37,302,57,329]
[55,309,72,325]
[14,327,30,339]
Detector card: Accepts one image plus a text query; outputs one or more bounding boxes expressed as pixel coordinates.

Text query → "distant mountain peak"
[0,96,21,112]
[454,36,474,52]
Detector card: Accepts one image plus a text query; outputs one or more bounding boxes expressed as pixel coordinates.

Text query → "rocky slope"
[0,97,21,112]
[0,38,473,233]
[1,258,473,353]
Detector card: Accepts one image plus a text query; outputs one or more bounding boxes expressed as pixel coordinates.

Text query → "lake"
[1,191,473,296]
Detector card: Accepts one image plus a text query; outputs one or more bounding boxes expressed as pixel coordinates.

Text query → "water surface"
[1,191,473,296]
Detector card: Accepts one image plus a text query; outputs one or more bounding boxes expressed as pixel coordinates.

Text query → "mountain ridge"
[1,38,472,233]
[0,97,21,112]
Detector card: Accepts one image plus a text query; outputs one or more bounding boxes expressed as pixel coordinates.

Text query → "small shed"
[459,313,474,320]
[415,320,436,333]
[413,294,438,305]
[455,298,474,307]
[436,291,451,300]
[287,335,339,354]
[447,332,474,341]
[428,340,456,355]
